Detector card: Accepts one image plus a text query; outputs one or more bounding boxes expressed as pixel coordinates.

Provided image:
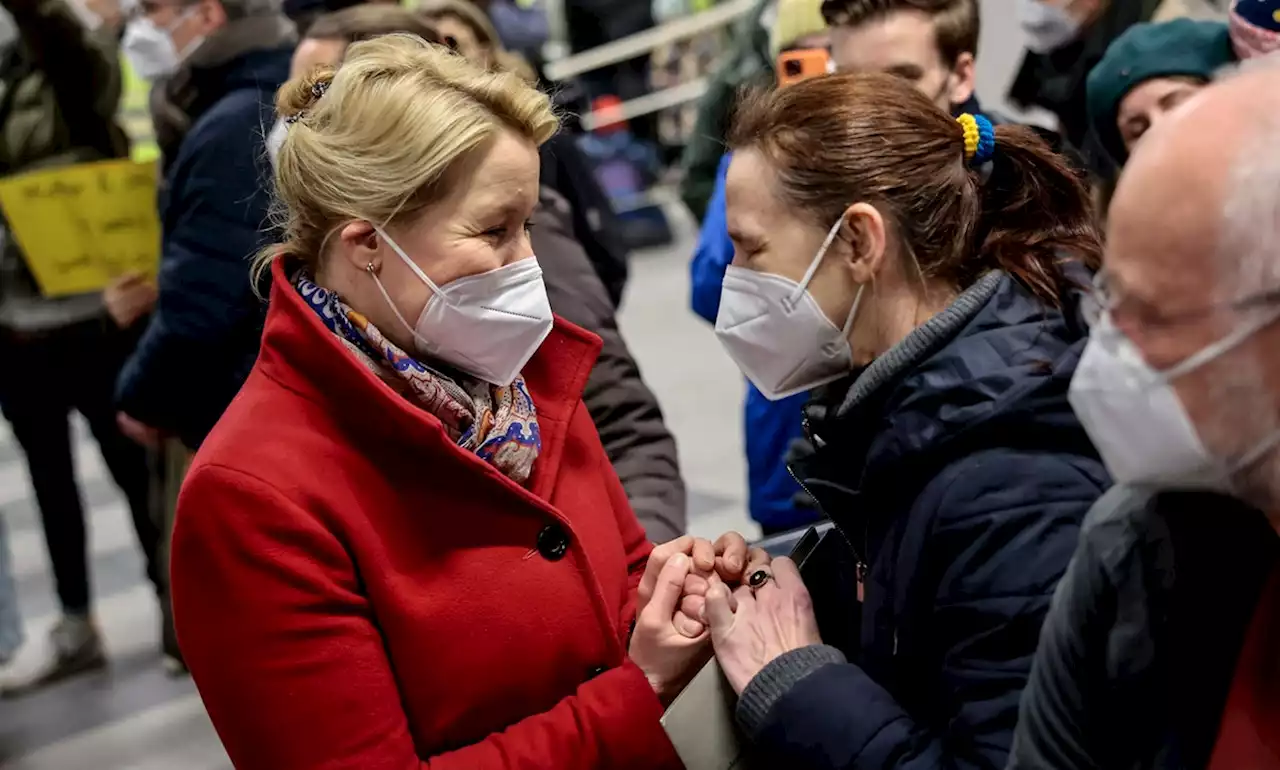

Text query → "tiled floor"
[0,211,754,768]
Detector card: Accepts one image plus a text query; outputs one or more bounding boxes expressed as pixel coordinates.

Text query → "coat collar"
[258,258,602,497]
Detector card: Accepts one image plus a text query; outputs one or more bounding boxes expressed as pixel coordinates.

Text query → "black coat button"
[536,524,569,561]
[587,665,608,679]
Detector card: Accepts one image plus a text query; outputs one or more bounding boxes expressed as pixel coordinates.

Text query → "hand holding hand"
[104,273,157,329]
[628,552,712,705]
[675,532,771,637]
[704,557,822,695]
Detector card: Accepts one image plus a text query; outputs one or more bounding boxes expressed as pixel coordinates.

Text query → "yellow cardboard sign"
[0,159,161,298]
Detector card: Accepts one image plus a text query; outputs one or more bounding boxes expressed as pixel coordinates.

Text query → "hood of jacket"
[797,270,1098,514]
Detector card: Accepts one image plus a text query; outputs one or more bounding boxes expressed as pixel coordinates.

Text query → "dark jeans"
[0,317,161,615]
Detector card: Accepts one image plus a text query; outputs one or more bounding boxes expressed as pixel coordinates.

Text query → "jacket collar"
[258,258,602,497]
[797,270,1094,504]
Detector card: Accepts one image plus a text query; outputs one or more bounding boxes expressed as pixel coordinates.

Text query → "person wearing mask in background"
[271,4,686,540]
[1085,18,1232,168]
[1010,0,1160,170]
[689,0,827,538]
[1231,0,1280,58]
[173,35,762,768]
[1010,60,1280,770]
[0,0,165,694]
[697,73,1111,769]
[115,0,293,452]
[420,0,632,309]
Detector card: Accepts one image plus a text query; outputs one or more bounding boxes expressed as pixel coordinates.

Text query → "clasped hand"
[628,535,822,704]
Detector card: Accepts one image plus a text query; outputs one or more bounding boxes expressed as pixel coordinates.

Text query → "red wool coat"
[170,261,683,770]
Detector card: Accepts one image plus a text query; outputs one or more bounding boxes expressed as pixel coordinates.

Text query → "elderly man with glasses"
[1010,58,1280,770]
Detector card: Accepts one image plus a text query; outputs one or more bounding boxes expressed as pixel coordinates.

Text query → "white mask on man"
[1018,0,1083,54]
[122,7,203,81]
[369,227,554,386]
[715,219,864,401]
[1069,308,1280,491]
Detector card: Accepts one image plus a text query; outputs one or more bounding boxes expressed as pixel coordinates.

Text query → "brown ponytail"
[974,125,1102,304]
[728,73,1102,307]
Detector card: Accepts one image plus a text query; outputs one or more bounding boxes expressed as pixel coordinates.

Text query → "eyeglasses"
[1088,267,1280,329]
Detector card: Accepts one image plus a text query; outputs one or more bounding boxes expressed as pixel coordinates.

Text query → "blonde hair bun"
[276,66,336,123]
[259,33,559,284]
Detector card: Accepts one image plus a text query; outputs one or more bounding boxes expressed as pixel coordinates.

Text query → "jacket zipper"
[786,463,868,594]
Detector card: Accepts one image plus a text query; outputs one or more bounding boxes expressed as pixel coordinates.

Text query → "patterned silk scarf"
[294,273,541,485]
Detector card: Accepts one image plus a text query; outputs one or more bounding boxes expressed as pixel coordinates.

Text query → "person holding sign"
[0,0,165,695]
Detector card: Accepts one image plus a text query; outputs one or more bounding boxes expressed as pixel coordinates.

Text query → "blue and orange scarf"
[295,273,541,485]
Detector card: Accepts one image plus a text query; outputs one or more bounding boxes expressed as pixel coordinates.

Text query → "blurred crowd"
[0,0,1277,768]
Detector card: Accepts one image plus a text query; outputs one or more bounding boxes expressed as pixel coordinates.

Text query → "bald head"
[1102,59,1280,514]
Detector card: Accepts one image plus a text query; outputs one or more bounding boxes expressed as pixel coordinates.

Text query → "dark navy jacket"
[756,272,1110,769]
[116,48,291,448]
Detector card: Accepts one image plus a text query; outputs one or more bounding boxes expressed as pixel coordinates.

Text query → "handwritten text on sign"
[0,159,160,298]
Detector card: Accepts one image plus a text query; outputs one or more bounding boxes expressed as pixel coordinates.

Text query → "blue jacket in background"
[755,272,1110,769]
[116,48,292,449]
[690,153,816,532]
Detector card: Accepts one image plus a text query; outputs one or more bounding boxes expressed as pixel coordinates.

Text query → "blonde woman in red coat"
[170,34,762,769]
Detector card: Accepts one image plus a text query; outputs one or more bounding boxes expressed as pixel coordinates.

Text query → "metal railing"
[541,0,755,126]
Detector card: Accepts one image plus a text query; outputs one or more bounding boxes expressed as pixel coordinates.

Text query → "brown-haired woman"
[697,73,1113,769]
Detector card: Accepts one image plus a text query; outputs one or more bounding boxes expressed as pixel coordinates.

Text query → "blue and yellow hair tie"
[956,113,995,165]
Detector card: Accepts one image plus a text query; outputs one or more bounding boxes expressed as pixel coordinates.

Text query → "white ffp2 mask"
[370,227,554,387]
[122,9,202,81]
[1069,309,1280,490]
[715,220,863,401]
[1018,0,1083,54]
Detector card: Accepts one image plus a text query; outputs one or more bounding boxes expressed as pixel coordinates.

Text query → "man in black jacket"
[115,0,294,452]
[1010,60,1280,770]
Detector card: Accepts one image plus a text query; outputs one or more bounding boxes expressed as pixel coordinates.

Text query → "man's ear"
[839,202,886,284]
[948,52,977,108]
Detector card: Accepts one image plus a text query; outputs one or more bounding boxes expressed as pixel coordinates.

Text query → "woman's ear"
[839,202,886,284]
[338,221,380,273]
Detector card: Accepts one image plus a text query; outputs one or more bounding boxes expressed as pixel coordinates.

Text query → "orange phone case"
[777,49,831,88]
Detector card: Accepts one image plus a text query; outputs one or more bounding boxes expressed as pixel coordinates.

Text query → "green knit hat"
[1086,18,1235,164]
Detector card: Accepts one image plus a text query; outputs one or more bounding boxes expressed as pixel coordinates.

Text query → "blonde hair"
[256,33,558,284]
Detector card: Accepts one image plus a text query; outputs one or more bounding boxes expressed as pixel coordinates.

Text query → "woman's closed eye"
[481,220,536,241]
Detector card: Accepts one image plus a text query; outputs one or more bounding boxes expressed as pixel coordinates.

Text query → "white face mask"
[369,227,554,386]
[715,219,864,401]
[1069,308,1280,491]
[122,8,202,81]
[1018,0,1083,54]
